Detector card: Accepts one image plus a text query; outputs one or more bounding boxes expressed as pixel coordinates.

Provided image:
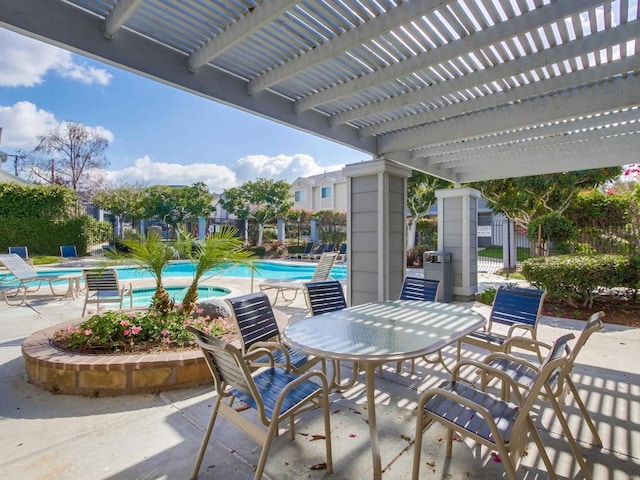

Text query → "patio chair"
[412,333,574,480]
[336,243,347,263]
[82,268,133,316]
[187,326,333,480]
[259,252,338,305]
[0,253,64,300]
[0,281,29,306]
[456,286,547,361]
[397,276,443,373]
[226,291,324,375]
[310,243,335,261]
[484,311,605,451]
[291,241,314,260]
[60,245,79,261]
[8,246,33,265]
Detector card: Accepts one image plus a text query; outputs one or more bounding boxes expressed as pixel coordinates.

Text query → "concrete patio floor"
[1,267,639,479]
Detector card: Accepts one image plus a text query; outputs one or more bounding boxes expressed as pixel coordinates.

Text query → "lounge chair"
[8,246,33,265]
[412,333,574,480]
[259,252,338,305]
[0,280,29,306]
[291,242,314,260]
[0,253,65,301]
[82,269,133,316]
[60,245,79,262]
[186,326,333,480]
[310,243,335,261]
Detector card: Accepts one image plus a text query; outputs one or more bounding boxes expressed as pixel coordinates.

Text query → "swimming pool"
[131,286,230,307]
[5,260,347,283]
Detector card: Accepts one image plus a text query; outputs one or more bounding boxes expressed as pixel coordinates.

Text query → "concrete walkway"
[0,267,639,479]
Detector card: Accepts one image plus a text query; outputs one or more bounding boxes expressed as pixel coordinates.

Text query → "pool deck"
[1,260,639,479]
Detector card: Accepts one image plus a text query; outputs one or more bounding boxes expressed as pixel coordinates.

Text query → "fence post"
[502,218,516,270]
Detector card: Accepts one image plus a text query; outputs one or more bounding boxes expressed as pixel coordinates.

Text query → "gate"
[477,215,530,274]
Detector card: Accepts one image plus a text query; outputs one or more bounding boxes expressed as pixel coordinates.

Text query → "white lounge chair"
[259,252,338,305]
[82,269,133,316]
[0,254,65,303]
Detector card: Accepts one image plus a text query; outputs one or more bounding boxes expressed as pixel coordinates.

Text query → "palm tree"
[178,226,255,315]
[120,231,179,315]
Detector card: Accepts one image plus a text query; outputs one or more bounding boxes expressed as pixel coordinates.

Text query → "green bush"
[0,215,111,256]
[521,254,639,307]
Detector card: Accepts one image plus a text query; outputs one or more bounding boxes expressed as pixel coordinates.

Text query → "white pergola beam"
[188,0,295,72]
[247,0,452,96]
[104,0,143,39]
[296,0,606,113]
[380,73,640,153]
[413,107,640,157]
[352,23,640,134]
[453,133,640,182]
[0,0,376,155]
[423,122,640,166]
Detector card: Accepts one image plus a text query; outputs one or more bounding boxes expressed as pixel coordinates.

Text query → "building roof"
[0,168,31,185]
[2,1,638,183]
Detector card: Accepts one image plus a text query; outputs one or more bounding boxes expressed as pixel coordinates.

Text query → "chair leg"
[191,396,222,480]
[411,411,428,480]
[527,415,558,480]
[255,416,281,480]
[567,377,603,447]
[545,385,593,480]
[320,389,334,474]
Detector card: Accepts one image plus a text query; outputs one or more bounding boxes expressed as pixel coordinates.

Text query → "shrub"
[521,254,640,308]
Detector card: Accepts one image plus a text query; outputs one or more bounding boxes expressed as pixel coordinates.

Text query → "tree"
[220,178,293,246]
[406,172,452,250]
[141,183,215,237]
[92,185,147,237]
[24,122,110,198]
[470,168,622,229]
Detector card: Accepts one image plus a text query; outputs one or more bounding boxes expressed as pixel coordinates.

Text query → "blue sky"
[0,28,366,191]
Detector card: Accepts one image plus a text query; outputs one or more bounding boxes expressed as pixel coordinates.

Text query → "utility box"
[423,251,453,302]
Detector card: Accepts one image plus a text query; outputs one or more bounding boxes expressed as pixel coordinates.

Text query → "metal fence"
[477,216,530,274]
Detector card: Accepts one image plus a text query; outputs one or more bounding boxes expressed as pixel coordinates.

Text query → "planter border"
[22,321,210,397]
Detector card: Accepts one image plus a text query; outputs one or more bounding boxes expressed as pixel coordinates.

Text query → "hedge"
[521,254,640,307]
[0,215,112,256]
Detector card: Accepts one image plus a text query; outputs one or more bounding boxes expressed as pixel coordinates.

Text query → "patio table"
[282,299,485,480]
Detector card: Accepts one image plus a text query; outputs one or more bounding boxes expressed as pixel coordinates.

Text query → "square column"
[436,188,481,301]
[344,159,411,305]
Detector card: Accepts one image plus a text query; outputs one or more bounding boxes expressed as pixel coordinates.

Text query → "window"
[321,186,332,199]
[294,190,306,202]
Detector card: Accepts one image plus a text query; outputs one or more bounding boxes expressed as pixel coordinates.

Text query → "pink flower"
[196,308,204,314]
[120,320,130,327]
[84,329,92,336]
[162,338,171,344]
[161,329,170,336]
[123,329,131,337]
[131,326,142,335]
[66,325,74,332]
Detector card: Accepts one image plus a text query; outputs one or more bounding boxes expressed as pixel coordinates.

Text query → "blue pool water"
[2,260,346,284]
[131,286,230,307]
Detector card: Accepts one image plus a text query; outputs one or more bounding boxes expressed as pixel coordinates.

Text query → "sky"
[0,27,367,192]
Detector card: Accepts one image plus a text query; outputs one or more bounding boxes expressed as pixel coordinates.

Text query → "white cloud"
[107,156,238,192]
[0,101,59,149]
[0,101,115,150]
[0,28,112,87]
[234,153,344,182]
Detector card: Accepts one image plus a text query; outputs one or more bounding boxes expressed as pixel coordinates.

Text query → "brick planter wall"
[22,322,211,397]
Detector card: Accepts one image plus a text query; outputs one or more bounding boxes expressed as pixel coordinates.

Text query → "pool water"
[131,286,230,307]
[24,260,347,282]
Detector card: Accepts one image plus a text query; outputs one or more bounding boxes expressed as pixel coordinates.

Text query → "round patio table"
[283,299,485,480]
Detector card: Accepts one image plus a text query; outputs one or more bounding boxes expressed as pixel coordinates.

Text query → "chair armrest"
[451,359,525,403]
[506,323,535,338]
[243,347,275,367]
[247,341,292,369]
[271,369,330,419]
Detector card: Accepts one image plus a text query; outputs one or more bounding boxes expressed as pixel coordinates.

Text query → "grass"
[32,256,62,265]
[478,245,531,261]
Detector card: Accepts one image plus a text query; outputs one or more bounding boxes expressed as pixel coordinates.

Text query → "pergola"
[2,0,639,300]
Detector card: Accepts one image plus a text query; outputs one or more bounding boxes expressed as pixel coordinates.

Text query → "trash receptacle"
[423,251,453,302]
